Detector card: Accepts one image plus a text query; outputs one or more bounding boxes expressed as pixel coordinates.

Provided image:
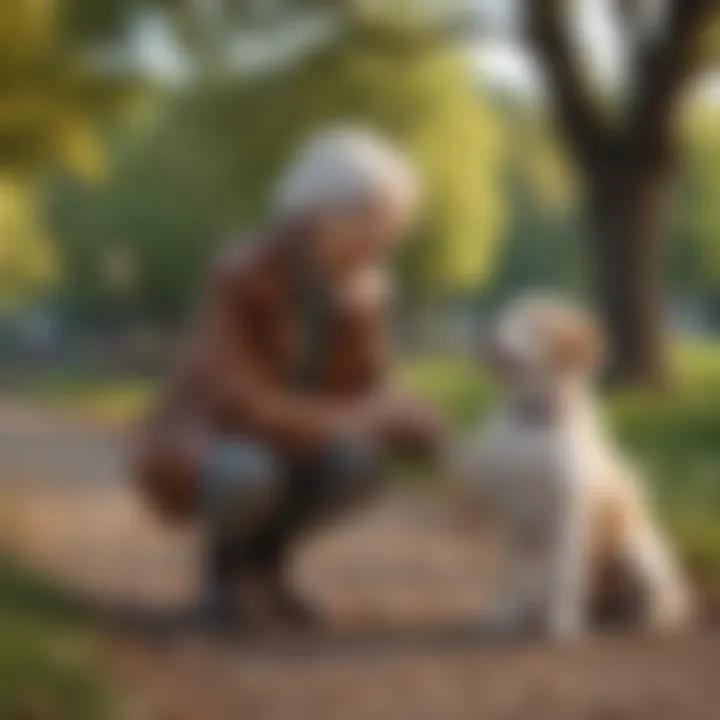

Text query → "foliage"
[402,342,720,577]
[49,118,226,326]
[485,98,586,304]
[673,104,720,297]
[184,17,508,295]
[0,181,57,309]
[0,556,112,719]
[513,0,720,383]
[0,0,142,179]
[48,79,720,328]
[50,14,507,324]
[14,1,720,330]
[18,341,720,576]
[0,0,144,307]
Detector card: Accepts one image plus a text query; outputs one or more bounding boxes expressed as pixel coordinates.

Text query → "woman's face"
[312,192,417,278]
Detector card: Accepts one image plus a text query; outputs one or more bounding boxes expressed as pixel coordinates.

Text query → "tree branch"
[527,0,606,167]
[631,0,717,160]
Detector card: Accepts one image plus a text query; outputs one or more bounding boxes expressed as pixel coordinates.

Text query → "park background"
[0,1,719,717]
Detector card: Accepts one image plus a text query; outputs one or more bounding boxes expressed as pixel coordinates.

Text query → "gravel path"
[0,398,718,720]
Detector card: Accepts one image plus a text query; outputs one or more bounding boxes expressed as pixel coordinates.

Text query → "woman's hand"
[349,393,447,456]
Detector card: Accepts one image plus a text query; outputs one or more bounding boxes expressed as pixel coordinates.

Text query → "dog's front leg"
[628,521,694,632]
[546,476,591,642]
[484,544,535,639]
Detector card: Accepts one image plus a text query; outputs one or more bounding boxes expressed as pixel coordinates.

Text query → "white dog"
[454,295,693,641]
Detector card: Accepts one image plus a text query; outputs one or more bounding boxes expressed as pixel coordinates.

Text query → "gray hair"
[272,125,419,219]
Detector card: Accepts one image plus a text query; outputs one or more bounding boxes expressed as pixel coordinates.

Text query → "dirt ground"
[1,399,719,720]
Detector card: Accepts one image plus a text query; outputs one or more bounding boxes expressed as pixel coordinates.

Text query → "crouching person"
[132,127,444,630]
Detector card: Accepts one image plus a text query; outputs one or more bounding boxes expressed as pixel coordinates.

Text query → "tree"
[488,97,587,304]
[154,0,719,382]
[524,0,719,384]
[49,120,229,327]
[0,0,142,306]
[271,16,507,296]
[50,9,507,325]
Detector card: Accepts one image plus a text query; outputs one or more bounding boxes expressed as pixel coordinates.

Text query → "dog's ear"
[555,313,605,373]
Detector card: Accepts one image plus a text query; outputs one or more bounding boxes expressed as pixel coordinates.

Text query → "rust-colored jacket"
[134,227,387,520]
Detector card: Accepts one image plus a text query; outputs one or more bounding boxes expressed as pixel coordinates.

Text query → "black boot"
[199,535,248,632]
[247,531,323,630]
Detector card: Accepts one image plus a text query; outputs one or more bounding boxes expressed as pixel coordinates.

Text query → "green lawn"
[401,342,720,580]
[0,558,113,719]
[16,371,155,424]
[1,343,718,712]
[12,341,720,577]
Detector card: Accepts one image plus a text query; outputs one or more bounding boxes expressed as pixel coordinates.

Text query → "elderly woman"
[134,126,443,629]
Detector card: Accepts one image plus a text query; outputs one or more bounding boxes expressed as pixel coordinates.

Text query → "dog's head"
[481,295,604,385]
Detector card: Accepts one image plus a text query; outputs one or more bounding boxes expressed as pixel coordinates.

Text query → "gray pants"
[200,436,382,606]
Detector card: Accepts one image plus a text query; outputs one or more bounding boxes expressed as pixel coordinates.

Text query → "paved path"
[0,398,718,720]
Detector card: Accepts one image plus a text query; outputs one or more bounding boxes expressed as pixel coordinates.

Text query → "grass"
[0,558,114,719]
[0,343,717,711]
[15,371,155,424]
[604,345,720,579]
[10,341,720,578]
[401,342,720,581]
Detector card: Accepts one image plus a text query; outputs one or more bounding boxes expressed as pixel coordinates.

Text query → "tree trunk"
[589,162,674,386]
